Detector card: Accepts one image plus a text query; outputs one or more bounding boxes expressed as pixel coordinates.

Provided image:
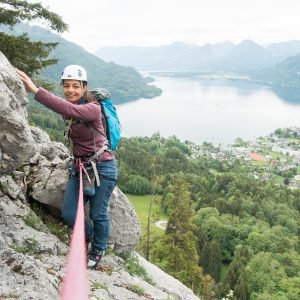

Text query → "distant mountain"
[0,23,161,103]
[266,40,300,63]
[253,53,300,88]
[211,40,234,57]
[94,39,300,72]
[213,40,273,71]
[94,41,217,71]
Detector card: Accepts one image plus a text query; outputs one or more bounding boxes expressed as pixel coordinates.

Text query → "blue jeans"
[61,159,117,253]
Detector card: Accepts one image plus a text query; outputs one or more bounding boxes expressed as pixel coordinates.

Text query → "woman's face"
[62,79,87,103]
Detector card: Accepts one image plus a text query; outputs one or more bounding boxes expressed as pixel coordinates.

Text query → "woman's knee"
[61,210,76,226]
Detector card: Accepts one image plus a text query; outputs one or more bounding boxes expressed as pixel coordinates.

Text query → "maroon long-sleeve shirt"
[34,88,114,161]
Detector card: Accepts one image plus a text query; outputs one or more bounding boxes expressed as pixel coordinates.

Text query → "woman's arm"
[17,69,100,121]
[35,88,101,121]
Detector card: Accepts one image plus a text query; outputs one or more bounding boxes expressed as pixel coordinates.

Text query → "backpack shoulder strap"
[84,121,107,139]
[85,122,111,156]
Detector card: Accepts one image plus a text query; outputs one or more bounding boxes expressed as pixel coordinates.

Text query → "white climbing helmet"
[61,65,87,82]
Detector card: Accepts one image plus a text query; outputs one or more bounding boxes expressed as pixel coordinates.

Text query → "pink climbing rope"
[60,159,89,300]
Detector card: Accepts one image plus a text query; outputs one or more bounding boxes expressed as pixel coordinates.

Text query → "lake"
[116,76,300,145]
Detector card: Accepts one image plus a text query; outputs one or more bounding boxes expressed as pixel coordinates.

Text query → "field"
[126,194,168,235]
[127,194,230,283]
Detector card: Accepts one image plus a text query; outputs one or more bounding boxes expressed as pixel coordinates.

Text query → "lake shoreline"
[117,74,300,145]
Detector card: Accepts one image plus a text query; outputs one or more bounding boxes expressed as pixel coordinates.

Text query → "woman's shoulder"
[87,101,100,107]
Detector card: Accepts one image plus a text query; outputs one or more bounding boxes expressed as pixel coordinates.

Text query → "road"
[155,220,167,230]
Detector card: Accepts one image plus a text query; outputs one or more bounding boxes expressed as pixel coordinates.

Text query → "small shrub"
[0,291,19,298]
[46,222,69,244]
[26,237,39,254]
[23,213,42,229]
[30,200,69,243]
[91,280,108,291]
[0,182,9,192]
[125,256,154,285]
[105,245,114,255]
[13,245,28,254]
[127,284,144,296]
[31,202,45,216]
[12,237,40,255]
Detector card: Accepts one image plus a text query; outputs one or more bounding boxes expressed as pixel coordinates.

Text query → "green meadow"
[126,194,168,235]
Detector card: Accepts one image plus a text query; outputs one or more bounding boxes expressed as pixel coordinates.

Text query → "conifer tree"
[201,275,216,300]
[223,246,249,300]
[144,157,160,261]
[200,242,210,274]
[195,227,209,253]
[152,176,203,295]
[234,273,248,300]
[207,240,222,281]
[200,240,222,282]
[224,258,239,289]
[0,0,68,75]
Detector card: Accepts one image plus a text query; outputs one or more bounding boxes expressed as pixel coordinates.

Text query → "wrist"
[32,86,39,94]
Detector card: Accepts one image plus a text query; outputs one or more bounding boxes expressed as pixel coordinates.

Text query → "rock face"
[0,52,35,175]
[0,195,199,300]
[0,52,200,300]
[108,187,141,254]
[0,195,67,300]
[28,126,71,210]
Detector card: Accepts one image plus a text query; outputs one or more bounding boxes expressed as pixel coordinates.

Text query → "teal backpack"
[90,88,121,151]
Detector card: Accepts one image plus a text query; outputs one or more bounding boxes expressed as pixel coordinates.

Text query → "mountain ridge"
[253,52,300,88]
[94,39,300,72]
[0,23,161,103]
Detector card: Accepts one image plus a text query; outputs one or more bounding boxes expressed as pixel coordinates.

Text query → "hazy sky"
[35,0,300,52]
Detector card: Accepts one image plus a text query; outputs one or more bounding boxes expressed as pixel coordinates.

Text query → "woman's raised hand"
[16,69,39,94]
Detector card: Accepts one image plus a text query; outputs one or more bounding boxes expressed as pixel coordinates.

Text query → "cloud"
[36,0,300,52]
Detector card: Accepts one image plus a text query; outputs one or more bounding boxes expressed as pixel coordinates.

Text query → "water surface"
[116,76,300,145]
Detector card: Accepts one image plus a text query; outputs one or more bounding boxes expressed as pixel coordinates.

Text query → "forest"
[115,135,300,300]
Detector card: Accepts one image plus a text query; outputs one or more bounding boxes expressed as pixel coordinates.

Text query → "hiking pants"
[61,159,117,253]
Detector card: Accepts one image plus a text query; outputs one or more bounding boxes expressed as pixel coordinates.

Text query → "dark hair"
[82,82,96,103]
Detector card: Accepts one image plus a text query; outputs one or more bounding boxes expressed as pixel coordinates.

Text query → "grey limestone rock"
[108,187,141,254]
[0,52,35,176]
[0,51,200,300]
